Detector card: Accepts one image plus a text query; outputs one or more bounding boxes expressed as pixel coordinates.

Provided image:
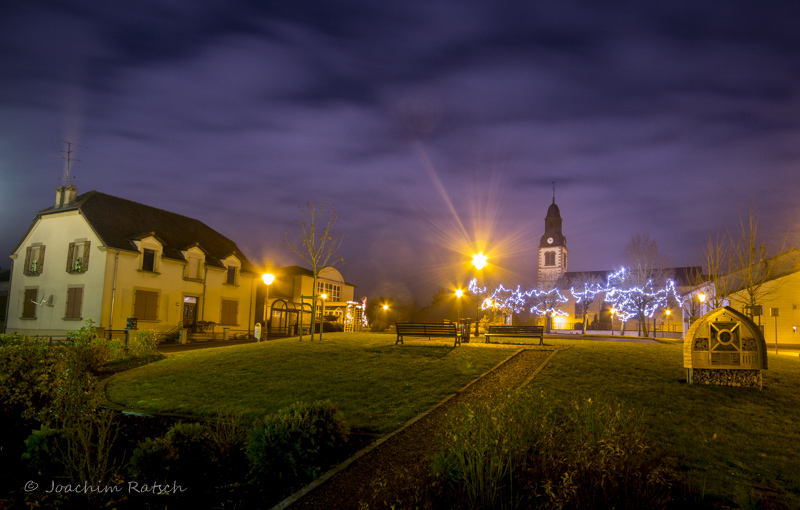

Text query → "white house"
[5,186,258,339]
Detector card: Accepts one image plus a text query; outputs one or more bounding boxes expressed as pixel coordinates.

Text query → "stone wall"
[690,368,762,388]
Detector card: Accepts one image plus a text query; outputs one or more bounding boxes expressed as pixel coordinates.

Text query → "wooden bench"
[395,322,461,347]
[484,325,544,345]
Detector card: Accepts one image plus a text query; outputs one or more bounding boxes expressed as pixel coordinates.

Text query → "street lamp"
[610,307,616,336]
[665,309,671,337]
[471,252,488,336]
[261,272,275,341]
[319,293,327,341]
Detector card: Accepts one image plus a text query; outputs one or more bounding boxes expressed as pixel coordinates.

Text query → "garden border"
[270,346,563,510]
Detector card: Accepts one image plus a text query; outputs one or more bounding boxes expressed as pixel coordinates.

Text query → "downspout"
[248,276,254,338]
[108,250,119,337]
[201,265,207,320]
[2,259,12,334]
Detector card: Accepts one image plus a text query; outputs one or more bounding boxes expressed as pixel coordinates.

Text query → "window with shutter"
[220,299,238,325]
[226,266,237,285]
[67,241,91,273]
[134,290,159,320]
[65,287,83,319]
[24,245,46,275]
[22,288,38,318]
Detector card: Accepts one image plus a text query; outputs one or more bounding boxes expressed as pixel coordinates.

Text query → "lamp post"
[319,293,327,341]
[610,307,616,336]
[665,309,671,338]
[471,252,488,336]
[261,272,275,342]
[697,291,706,317]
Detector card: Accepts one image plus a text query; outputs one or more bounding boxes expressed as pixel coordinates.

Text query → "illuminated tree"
[284,200,344,340]
[566,273,604,335]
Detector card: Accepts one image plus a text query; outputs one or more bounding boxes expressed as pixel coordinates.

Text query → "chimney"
[64,185,78,206]
[54,185,78,208]
[55,186,65,208]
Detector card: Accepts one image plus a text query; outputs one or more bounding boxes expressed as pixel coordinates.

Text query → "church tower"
[537,189,568,287]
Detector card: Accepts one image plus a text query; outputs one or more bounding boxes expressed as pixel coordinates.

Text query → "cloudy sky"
[2,1,799,305]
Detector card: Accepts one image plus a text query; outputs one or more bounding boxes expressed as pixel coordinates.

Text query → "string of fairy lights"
[468,267,682,323]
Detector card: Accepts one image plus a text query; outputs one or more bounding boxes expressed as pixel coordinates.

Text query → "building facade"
[5,186,257,339]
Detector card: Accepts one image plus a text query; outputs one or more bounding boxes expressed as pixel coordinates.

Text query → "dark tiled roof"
[30,191,256,273]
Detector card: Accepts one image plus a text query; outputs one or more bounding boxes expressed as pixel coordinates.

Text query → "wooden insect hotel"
[684,306,768,388]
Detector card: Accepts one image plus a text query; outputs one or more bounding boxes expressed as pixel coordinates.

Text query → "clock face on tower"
[547,237,554,244]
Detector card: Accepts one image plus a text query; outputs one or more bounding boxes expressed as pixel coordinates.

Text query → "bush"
[127,329,159,358]
[431,390,673,510]
[129,422,213,486]
[0,335,68,418]
[246,400,349,486]
[22,425,66,478]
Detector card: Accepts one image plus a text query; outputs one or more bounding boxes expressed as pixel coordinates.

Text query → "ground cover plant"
[106,333,516,433]
[526,338,800,509]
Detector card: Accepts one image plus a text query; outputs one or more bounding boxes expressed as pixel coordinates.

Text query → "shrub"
[22,425,66,478]
[246,400,349,486]
[431,390,673,510]
[129,422,215,487]
[127,329,159,359]
[0,335,68,418]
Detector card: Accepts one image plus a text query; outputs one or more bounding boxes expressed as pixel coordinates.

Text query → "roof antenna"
[58,141,86,186]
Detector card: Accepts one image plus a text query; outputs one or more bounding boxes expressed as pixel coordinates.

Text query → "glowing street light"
[471,252,488,270]
[471,252,488,336]
[261,273,275,342]
[320,293,327,341]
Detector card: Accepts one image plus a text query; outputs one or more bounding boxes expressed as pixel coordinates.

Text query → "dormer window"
[24,245,46,276]
[185,256,204,280]
[226,265,237,285]
[142,249,156,272]
[67,241,91,273]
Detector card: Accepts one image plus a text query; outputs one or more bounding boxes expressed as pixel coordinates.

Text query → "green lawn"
[107,333,800,506]
[527,338,800,508]
[106,333,516,433]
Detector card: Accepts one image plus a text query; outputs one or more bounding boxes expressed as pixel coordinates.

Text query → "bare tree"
[701,229,735,309]
[284,200,344,340]
[619,233,675,337]
[565,273,604,335]
[728,205,787,319]
[680,266,707,323]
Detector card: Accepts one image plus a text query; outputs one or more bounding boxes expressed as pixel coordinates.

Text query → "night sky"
[2,1,799,306]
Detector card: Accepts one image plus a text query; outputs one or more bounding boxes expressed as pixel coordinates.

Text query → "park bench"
[484,325,544,345]
[395,322,461,347]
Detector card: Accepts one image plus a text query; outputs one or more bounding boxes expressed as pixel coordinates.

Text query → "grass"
[527,337,800,508]
[106,332,515,433]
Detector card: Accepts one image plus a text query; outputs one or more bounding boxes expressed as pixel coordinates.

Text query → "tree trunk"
[311,274,318,340]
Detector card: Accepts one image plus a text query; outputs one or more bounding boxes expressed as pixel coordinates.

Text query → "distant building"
[534,194,699,334]
[260,265,358,336]
[683,249,800,348]
[5,186,257,339]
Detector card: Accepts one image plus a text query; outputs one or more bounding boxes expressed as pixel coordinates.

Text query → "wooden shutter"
[24,247,32,275]
[67,242,76,271]
[23,288,37,318]
[146,291,158,320]
[37,246,45,274]
[82,241,90,271]
[66,288,83,318]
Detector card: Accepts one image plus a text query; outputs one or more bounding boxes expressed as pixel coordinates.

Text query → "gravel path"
[282,348,557,510]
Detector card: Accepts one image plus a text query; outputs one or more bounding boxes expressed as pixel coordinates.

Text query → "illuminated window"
[24,245,46,276]
[67,241,90,273]
[317,282,341,301]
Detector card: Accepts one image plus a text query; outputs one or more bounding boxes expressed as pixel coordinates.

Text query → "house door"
[183,297,198,329]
